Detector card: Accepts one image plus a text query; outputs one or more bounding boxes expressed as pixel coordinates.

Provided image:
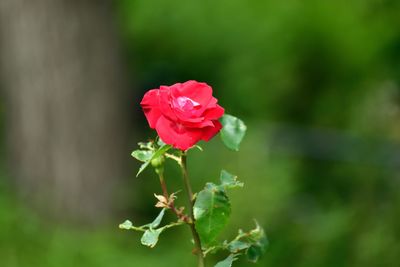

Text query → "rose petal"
[183,119,214,128]
[158,86,178,121]
[171,80,213,109]
[203,104,225,120]
[155,115,203,150]
[140,89,162,128]
[205,97,218,108]
[201,120,223,141]
[140,89,159,107]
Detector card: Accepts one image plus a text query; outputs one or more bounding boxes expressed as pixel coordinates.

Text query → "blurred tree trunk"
[0,0,131,223]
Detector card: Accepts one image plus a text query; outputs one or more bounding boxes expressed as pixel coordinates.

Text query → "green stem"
[158,171,170,199]
[181,153,205,267]
[157,171,188,223]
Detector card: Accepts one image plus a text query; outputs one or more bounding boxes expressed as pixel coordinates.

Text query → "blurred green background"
[1,0,400,266]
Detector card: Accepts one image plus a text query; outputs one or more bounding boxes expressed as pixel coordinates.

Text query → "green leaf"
[214,254,237,267]
[152,144,171,160]
[136,161,150,177]
[131,150,153,162]
[132,149,153,177]
[193,145,203,151]
[246,223,269,263]
[138,141,153,150]
[220,114,247,151]
[157,138,166,147]
[220,170,243,189]
[247,245,265,263]
[194,183,231,246]
[141,229,162,248]
[134,145,171,177]
[149,208,166,228]
[228,240,251,253]
[119,220,133,230]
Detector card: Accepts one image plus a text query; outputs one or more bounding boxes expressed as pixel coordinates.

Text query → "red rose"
[140,80,225,150]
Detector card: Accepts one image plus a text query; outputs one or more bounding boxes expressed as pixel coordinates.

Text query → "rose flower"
[140,80,224,150]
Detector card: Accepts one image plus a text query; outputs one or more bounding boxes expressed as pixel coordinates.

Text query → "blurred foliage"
[119,0,400,128]
[0,180,194,267]
[2,0,400,266]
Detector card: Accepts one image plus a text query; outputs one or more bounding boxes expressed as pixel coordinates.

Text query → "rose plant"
[120,81,268,267]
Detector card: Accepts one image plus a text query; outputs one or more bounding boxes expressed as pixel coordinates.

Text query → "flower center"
[173,96,200,113]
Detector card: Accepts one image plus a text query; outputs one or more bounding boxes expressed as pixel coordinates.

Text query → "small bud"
[119,220,133,230]
[151,156,165,168]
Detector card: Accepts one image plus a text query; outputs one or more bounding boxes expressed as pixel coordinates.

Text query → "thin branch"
[181,153,205,267]
[157,172,190,223]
